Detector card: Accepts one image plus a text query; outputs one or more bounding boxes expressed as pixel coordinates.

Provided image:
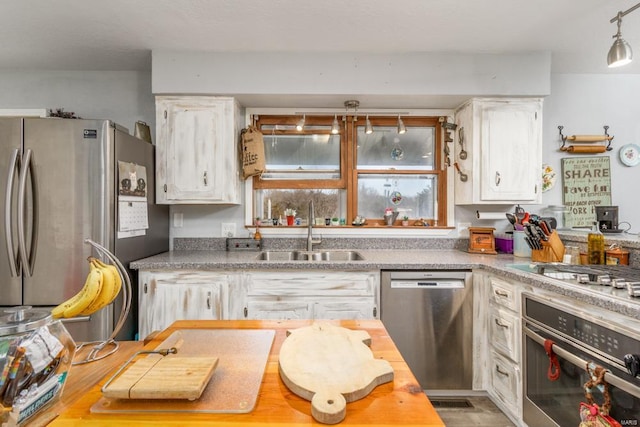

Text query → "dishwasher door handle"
[390,280,465,289]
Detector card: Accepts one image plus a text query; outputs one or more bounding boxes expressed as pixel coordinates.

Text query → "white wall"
[2,69,639,239]
[0,71,154,133]
[448,73,640,235]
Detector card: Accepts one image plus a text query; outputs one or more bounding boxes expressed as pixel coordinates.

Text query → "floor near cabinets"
[431,395,516,427]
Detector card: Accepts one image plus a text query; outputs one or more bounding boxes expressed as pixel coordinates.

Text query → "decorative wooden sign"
[561,156,611,227]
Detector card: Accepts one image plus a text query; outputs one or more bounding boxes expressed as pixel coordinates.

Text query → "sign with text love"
[562,156,611,227]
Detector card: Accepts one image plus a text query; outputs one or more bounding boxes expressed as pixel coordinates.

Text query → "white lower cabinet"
[138,269,379,339]
[489,350,521,411]
[480,273,528,425]
[138,270,232,340]
[238,270,379,320]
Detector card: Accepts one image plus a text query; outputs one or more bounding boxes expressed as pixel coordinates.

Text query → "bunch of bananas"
[51,257,122,319]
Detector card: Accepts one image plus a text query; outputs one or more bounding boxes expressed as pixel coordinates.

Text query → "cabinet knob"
[244,307,248,318]
[495,171,501,186]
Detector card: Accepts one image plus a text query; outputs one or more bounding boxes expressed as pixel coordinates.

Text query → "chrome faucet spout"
[307,200,321,251]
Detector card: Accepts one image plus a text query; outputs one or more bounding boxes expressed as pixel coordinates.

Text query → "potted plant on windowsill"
[331,217,340,226]
[402,216,409,226]
[284,208,296,226]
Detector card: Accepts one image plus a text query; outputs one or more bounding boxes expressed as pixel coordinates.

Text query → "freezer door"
[0,118,23,306]
[21,118,110,307]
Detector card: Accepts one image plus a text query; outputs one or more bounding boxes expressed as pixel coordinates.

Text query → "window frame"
[249,111,450,228]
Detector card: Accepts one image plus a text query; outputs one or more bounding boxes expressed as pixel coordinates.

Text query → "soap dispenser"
[587,221,604,264]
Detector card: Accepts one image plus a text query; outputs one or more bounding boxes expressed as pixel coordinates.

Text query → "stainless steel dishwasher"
[381,270,473,391]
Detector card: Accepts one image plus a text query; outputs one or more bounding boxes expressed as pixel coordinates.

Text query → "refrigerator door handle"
[4,148,21,277]
[17,148,38,277]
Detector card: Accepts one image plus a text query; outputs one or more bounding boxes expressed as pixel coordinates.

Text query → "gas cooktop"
[534,263,640,297]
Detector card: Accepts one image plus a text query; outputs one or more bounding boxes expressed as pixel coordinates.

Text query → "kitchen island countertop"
[48,319,444,426]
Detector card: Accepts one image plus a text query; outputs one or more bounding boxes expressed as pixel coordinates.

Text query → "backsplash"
[173,237,469,251]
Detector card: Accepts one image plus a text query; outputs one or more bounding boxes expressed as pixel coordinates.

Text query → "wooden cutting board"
[102,356,218,400]
[92,329,275,415]
[279,323,394,424]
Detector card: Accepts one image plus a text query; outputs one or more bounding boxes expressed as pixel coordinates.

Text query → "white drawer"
[489,306,520,361]
[489,277,519,312]
[489,350,521,411]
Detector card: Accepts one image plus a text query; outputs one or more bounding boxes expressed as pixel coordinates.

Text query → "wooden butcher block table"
[48,320,444,427]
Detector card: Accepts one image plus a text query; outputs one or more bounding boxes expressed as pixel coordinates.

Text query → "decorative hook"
[604,125,613,151]
[558,125,567,150]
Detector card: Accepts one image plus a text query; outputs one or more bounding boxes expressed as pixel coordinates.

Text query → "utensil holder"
[531,231,565,263]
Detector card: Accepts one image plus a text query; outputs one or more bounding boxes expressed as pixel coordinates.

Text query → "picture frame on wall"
[561,156,611,228]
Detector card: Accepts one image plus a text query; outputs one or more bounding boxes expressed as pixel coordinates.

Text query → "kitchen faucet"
[307,200,322,252]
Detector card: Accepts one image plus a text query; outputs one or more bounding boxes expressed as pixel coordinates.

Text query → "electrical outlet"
[221,223,236,238]
[457,222,472,236]
[173,212,183,228]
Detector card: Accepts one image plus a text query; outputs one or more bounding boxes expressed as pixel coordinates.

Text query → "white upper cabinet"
[454,98,543,204]
[155,96,241,204]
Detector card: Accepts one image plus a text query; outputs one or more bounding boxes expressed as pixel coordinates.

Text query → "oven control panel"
[524,297,640,364]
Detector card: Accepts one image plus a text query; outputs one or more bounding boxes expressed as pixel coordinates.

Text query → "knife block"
[531,231,565,262]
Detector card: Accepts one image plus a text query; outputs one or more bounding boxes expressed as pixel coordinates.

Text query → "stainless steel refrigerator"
[1,118,169,342]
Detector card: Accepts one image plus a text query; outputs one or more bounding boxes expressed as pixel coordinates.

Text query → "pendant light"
[608,12,633,67]
[296,114,305,131]
[397,115,406,134]
[331,114,340,134]
[365,115,373,134]
[607,4,640,68]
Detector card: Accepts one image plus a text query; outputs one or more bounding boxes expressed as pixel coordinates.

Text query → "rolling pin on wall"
[558,125,613,153]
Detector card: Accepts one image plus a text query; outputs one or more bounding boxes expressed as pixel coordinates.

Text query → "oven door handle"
[524,326,640,399]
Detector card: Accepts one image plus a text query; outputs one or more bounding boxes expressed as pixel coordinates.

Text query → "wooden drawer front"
[245,271,377,297]
[490,350,520,410]
[246,299,313,320]
[489,307,520,361]
[489,277,518,312]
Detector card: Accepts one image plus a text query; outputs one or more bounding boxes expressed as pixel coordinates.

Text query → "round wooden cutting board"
[278,323,394,424]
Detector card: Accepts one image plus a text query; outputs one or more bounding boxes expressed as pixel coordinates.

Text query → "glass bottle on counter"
[587,221,605,264]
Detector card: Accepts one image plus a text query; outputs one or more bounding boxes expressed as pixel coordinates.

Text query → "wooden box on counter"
[531,231,565,262]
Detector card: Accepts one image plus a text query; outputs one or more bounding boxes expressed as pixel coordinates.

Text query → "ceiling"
[1,0,639,75]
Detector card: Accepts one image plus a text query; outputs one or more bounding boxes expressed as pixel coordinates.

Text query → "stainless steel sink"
[255,250,364,261]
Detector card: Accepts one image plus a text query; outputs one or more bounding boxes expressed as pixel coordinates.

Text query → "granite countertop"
[130,248,640,320]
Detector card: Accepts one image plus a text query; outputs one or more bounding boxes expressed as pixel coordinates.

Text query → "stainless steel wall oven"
[523,293,640,427]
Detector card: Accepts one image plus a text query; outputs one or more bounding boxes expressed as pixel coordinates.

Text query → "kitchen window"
[252,114,446,227]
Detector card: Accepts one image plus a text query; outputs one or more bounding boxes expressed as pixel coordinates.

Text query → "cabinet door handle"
[495,171,501,186]
[244,307,248,318]
[373,306,377,318]
[494,318,509,328]
[496,365,510,377]
[203,171,208,186]
[143,283,148,293]
[494,289,509,297]
[207,292,211,310]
